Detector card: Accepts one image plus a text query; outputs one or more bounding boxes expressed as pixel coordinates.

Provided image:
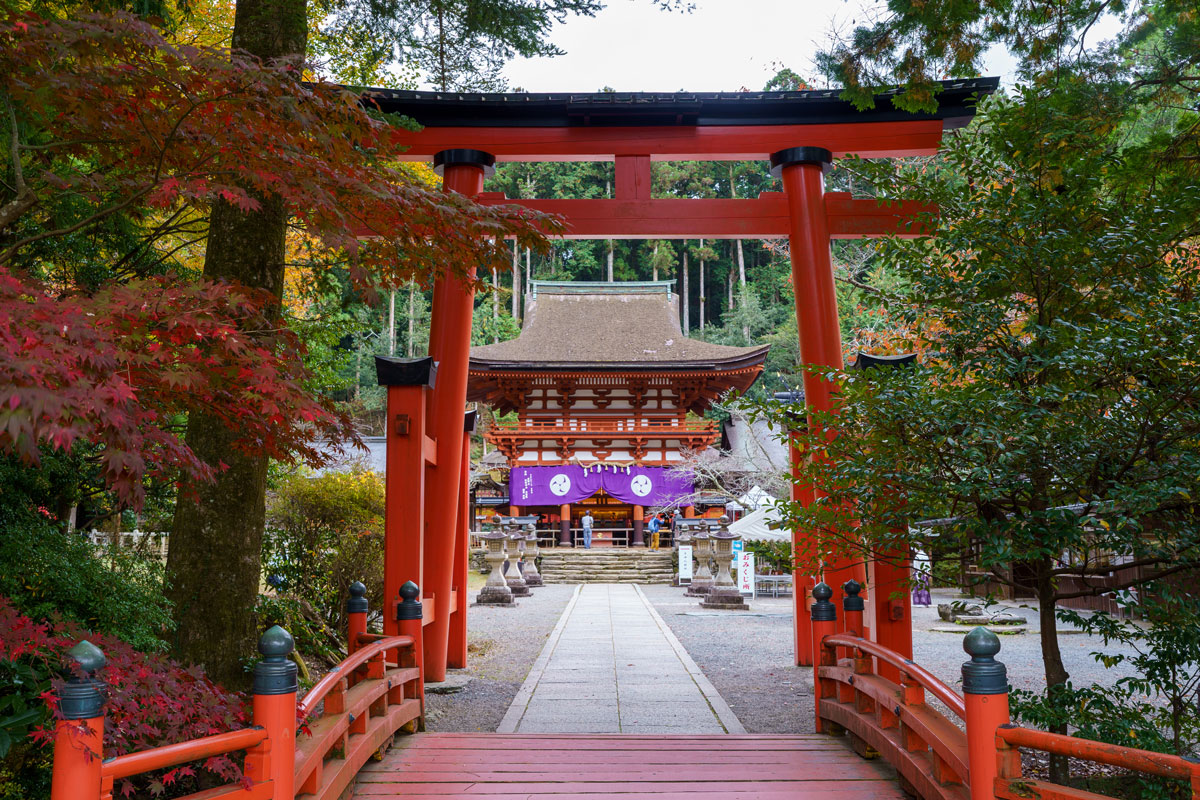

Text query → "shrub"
[0,521,173,652]
[1012,585,1200,800]
[0,598,249,799]
[263,468,385,633]
[744,540,793,574]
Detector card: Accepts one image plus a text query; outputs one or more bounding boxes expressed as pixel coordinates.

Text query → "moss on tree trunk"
[166,0,306,689]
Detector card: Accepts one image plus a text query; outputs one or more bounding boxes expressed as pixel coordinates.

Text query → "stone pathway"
[497,584,744,734]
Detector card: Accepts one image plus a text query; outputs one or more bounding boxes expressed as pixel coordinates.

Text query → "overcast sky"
[497,0,1123,94]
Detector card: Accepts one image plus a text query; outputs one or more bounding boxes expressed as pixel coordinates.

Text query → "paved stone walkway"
[497,584,744,734]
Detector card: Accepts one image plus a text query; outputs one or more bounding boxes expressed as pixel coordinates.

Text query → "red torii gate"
[373,82,997,679]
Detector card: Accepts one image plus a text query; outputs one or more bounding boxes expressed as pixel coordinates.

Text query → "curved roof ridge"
[470,284,768,369]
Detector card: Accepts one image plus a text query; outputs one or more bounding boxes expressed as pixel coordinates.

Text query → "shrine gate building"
[467,279,767,547]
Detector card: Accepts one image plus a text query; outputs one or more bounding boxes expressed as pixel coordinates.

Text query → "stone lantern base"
[523,570,544,588]
[701,586,749,610]
[686,579,714,596]
[507,578,532,597]
[477,585,516,605]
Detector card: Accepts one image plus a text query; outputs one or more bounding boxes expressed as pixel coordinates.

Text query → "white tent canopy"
[736,485,773,512]
[729,501,789,542]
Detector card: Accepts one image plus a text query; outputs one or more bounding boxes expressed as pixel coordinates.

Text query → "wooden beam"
[387,120,947,161]
[470,191,932,240]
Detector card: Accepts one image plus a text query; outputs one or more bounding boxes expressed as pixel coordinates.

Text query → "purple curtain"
[510,465,693,507]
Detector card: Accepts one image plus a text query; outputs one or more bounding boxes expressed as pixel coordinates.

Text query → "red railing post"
[347,580,368,657]
[810,581,837,734]
[842,579,865,661]
[51,640,107,800]
[962,627,1009,800]
[396,580,426,726]
[245,626,298,800]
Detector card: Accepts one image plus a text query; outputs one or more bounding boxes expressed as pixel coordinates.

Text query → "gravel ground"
[425,580,1140,735]
[644,583,1142,735]
[424,582,575,732]
[912,587,1141,695]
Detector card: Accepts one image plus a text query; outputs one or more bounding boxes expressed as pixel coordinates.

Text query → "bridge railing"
[810,580,1200,800]
[49,580,425,800]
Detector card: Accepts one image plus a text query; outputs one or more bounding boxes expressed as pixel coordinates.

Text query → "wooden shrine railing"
[492,418,718,435]
[810,581,1200,800]
[49,580,426,800]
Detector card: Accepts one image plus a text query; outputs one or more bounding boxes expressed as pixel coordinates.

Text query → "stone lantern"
[477,524,515,605]
[521,523,543,587]
[686,520,715,596]
[506,521,531,597]
[702,515,748,610]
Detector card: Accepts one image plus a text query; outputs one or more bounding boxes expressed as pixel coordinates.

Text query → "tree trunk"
[491,265,499,343]
[1036,557,1072,784]
[354,337,361,399]
[407,282,415,357]
[525,247,531,297]
[167,0,307,690]
[388,290,396,355]
[605,180,614,281]
[652,243,658,281]
[511,239,521,321]
[681,245,689,333]
[698,249,705,332]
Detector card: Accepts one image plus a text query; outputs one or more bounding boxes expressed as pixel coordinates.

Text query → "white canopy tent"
[728,501,789,542]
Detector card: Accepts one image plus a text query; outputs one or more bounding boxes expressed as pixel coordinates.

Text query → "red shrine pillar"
[448,411,475,669]
[559,503,572,547]
[377,356,435,638]
[790,436,817,666]
[773,146,868,632]
[424,148,493,682]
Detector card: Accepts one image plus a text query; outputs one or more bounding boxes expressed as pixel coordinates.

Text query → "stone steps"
[537,550,676,585]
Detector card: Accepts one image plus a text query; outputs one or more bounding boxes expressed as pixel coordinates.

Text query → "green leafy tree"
[802,0,1200,781]
[762,85,1200,782]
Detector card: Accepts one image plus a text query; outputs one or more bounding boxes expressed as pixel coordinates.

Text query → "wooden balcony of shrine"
[486,418,719,461]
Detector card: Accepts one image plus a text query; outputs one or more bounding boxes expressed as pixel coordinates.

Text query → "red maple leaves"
[0,12,559,507]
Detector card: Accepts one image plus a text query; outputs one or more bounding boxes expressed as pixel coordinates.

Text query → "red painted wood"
[614,155,652,201]
[355,733,906,799]
[873,548,913,683]
[383,383,430,635]
[464,193,931,240]
[446,433,470,669]
[781,160,867,611]
[384,121,947,161]
[424,161,485,682]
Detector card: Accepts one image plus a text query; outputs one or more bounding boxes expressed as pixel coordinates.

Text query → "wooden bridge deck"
[355,733,906,799]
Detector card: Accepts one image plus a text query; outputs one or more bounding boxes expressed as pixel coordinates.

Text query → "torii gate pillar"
[423,148,492,682]
[774,146,869,639]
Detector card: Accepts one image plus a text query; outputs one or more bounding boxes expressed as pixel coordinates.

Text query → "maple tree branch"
[836,272,883,295]
[0,185,154,265]
[0,92,37,234]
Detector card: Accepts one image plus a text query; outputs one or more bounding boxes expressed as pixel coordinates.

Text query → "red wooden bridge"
[48,578,1200,800]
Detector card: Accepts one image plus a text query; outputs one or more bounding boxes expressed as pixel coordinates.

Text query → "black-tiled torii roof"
[358,78,1000,129]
